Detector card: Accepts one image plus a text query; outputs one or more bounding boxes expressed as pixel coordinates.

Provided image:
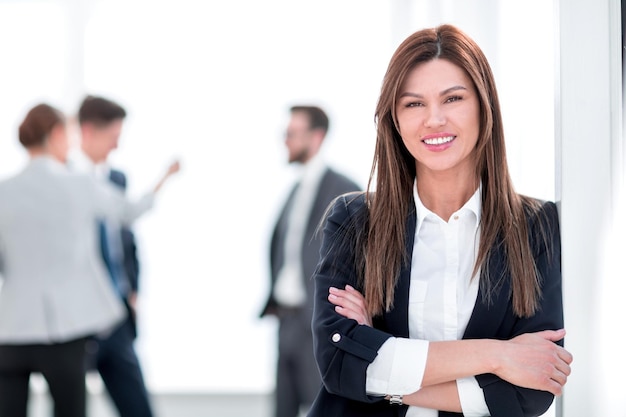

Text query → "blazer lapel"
[463,241,511,339]
[382,207,416,338]
[380,205,511,340]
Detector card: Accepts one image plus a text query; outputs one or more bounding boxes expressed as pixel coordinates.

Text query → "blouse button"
[331,333,341,343]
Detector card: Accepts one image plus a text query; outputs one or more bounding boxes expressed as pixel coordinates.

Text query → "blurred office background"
[0,0,623,416]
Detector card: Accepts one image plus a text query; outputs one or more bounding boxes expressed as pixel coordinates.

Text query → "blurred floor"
[27,373,272,417]
[28,391,272,417]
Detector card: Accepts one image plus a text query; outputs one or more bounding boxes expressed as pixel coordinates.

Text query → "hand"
[127,292,138,313]
[328,285,372,327]
[154,159,181,192]
[166,160,181,177]
[494,329,573,396]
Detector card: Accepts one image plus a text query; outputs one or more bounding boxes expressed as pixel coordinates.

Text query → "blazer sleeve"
[88,176,155,225]
[311,193,392,403]
[475,201,564,417]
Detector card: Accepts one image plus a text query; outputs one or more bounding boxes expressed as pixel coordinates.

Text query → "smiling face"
[396,58,480,181]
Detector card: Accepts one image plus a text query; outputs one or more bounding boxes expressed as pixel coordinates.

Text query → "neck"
[416,171,479,221]
[81,147,101,164]
[28,146,49,159]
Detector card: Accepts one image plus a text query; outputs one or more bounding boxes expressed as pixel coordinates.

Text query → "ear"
[48,123,65,143]
[311,128,326,149]
[80,122,92,137]
[47,124,68,160]
[311,128,326,143]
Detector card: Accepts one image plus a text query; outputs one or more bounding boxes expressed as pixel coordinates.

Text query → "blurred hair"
[18,103,65,149]
[290,105,329,135]
[78,95,126,126]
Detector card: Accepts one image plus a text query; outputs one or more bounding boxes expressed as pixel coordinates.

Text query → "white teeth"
[423,136,454,145]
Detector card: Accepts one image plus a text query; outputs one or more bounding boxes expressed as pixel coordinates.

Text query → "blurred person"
[0,103,178,417]
[309,24,572,416]
[70,95,156,417]
[260,105,361,417]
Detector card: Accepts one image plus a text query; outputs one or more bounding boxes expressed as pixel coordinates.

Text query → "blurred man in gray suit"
[260,105,361,417]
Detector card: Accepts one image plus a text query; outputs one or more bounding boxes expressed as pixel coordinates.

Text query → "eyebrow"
[399,85,468,99]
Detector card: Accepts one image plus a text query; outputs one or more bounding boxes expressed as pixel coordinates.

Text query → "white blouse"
[366,182,490,416]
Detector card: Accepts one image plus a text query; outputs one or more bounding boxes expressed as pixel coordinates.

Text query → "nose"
[424,104,446,128]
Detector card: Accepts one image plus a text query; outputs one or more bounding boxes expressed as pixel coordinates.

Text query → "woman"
[0,103,178,417]
[309,25,572,417]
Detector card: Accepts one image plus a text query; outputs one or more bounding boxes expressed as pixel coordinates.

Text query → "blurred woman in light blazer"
[0,103,179,417]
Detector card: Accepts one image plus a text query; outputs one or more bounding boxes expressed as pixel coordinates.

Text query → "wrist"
[484,339,504,375]
[386,394,403,405]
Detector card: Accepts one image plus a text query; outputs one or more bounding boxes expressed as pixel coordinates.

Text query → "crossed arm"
[328,285,573,412]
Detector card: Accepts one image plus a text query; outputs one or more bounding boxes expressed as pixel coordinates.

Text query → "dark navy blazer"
[260,167,361,326]
[108,169,140,296]
[108,169,140,338]
[309,193,563,417]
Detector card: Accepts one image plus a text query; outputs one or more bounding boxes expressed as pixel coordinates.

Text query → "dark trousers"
[275,310,321,417]
[0,337,87,417]
[87,315,153,417]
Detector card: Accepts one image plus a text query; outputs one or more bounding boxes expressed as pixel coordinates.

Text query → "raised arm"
[90,159,180,225]
[153,160,180,193]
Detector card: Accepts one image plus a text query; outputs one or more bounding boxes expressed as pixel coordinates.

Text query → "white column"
[60,0,92,112]
[556,0,623,416]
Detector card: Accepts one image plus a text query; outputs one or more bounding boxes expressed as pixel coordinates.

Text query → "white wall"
[557,0,624,416]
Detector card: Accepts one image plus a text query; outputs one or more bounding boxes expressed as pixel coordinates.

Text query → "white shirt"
[273,154,327,307]
[67,148,112,181]
[366,182,490,416]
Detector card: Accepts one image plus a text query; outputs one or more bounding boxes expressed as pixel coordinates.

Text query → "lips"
[422,135,455,145]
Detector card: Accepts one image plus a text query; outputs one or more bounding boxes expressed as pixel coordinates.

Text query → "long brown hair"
[360,24,544,318]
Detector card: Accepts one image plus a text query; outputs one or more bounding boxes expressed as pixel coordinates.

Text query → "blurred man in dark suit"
[75,95,154,417]
[260,105,361,417]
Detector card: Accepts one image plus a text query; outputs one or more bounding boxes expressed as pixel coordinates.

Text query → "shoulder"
[521,197,560,253]
[522,197,559,228]
[322,167,361,191]
[326,191,368,224]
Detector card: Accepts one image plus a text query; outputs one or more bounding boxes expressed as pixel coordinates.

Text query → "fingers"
[558,344,573,364]
[328,286,364,313]
[169,160,181,174]
[551,365,570,388]
[328,285,371,326]
[498,331,573,394]
[547,359,572,396]
[552,346,573,390]
[535,328,566,343]
[329,286,366,309]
